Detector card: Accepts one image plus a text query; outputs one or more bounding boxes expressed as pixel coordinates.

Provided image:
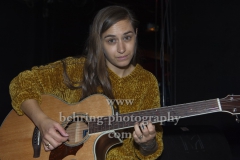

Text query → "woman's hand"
[38,117,69,151]
[133,121,158,155]
[133,121,156,144]
[21,99,69,151]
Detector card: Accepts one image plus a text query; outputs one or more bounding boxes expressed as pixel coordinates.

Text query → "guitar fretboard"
[88,99,220,134]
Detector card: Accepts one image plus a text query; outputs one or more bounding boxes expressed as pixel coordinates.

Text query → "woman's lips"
[116,55,128,61]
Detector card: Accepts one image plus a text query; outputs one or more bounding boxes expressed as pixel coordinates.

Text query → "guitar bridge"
[32,126,42,158]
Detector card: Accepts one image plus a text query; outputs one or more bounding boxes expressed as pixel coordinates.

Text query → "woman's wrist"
[139,138,158,156]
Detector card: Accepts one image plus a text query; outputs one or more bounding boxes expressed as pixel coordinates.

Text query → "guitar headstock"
[220,95,240,115]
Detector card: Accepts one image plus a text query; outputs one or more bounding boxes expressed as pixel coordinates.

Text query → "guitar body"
[2,94,240,159]
[0,94,121,160]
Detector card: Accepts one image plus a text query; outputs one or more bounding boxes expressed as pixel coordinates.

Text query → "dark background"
[1,0,240,159]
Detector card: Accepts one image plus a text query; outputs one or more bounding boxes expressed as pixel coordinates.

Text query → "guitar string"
[79,97,240,133]
[89,100,221,133]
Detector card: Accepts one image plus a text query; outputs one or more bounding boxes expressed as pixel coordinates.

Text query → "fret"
[108,123,113,130]
[112,120,118,129]
[118,120,124,129]
[88,122,92,134]
[88,121,94,134]
[101,117,107,132]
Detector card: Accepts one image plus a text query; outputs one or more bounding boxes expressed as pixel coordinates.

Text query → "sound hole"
[62,113,89,147]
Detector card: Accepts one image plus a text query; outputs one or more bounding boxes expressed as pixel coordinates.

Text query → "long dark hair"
[63,5,139,101]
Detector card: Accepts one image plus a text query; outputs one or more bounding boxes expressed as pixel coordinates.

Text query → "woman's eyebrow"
[104,34,115,39]
[104,31,134,39]
[123,31,134,35]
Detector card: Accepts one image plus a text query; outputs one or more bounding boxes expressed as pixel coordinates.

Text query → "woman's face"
[101,19,137,72]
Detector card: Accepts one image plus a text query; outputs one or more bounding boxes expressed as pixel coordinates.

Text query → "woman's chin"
[115,62,132,69]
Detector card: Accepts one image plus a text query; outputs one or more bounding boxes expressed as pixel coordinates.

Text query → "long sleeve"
[9,57,85,115]
[133,73,163,159]
[106,64,163,160]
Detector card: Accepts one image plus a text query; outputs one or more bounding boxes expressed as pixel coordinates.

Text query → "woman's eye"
[108,39,116,44]
[124,36,131,41]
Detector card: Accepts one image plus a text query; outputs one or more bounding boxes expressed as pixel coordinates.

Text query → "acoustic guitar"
[0,94,240,160]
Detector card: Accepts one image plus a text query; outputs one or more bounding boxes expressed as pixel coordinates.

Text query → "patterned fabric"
[9,57,163,159]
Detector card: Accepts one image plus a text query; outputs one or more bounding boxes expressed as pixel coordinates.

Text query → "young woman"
[9,5,163,159]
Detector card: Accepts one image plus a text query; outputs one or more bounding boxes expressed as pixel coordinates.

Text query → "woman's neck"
[109,64,135,78]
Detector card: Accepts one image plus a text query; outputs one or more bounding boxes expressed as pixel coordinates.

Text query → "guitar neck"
[88,98,221,134]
